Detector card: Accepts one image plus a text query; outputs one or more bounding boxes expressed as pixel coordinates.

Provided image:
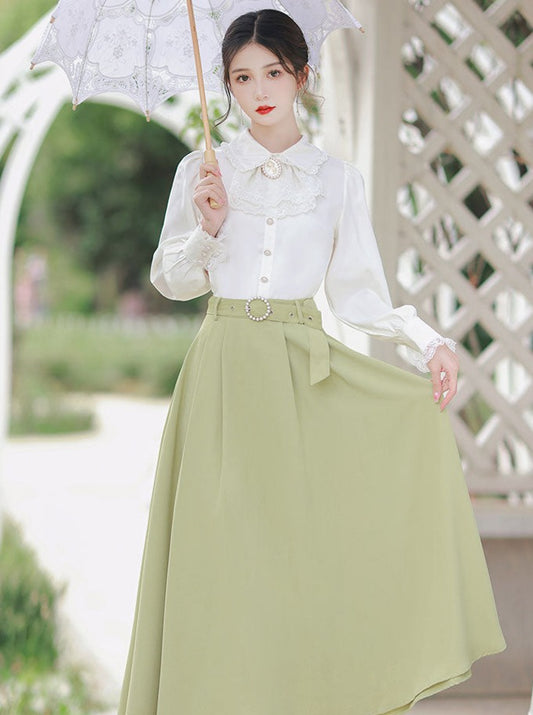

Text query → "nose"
[255,83,268,101]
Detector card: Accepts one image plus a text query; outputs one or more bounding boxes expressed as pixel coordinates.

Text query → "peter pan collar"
[221,128,328,176]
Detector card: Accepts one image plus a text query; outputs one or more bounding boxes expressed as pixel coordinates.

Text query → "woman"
[118,10,506,715]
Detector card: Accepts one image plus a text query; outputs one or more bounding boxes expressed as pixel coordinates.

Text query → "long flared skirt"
[117,295,506,715]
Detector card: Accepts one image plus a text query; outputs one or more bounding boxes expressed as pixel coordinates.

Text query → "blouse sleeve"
[324,162,456,372]
[150,150,228,301]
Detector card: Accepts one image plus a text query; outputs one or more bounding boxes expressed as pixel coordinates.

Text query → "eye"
[236,74,250,83]
[269,69,282,78]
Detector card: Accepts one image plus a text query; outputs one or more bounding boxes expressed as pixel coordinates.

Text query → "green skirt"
[118,295,506,715]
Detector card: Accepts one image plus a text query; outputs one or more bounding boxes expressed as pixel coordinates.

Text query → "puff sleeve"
[324,162,456,372]
[150,150,228,301]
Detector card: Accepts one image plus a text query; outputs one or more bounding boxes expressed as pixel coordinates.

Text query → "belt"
[206,295,331,386]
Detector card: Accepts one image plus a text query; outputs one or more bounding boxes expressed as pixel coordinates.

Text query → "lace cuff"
[410,337,457,373]
[182,224,228,270]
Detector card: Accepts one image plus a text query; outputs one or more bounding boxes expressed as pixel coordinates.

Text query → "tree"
[17,102,191,310]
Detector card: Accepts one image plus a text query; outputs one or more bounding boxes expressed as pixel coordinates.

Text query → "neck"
[248,117,302,153]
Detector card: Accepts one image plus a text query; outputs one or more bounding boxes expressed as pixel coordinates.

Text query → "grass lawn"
[10,315,202,435]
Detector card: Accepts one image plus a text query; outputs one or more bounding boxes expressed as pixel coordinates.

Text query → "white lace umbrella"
[30,0,364,165]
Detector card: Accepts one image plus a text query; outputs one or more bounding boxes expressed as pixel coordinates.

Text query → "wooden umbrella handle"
[186,0,222,210]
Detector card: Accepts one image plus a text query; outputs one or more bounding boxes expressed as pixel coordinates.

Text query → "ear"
[297,65,310,90]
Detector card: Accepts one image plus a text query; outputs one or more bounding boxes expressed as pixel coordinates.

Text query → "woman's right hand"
[193,162,228,237]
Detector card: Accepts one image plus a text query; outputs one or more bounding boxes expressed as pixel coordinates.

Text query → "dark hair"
[215,10,313,126]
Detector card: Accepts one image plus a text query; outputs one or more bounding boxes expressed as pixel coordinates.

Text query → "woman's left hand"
[427,345,459,411]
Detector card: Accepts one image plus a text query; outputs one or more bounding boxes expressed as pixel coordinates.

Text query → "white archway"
[0,13,216,502]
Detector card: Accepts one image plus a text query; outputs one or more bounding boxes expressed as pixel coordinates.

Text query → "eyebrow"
[231,61,282,74]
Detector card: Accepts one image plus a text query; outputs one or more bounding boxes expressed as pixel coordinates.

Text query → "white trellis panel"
[395,0,533,496]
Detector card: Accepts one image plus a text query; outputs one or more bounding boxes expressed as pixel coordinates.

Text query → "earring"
[239,106,247,127]
[296,90,304,120]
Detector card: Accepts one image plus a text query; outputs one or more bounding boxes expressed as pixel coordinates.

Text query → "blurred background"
[0,0,532,713]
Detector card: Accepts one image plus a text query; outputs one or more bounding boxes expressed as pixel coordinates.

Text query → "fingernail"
[434,391,440,402]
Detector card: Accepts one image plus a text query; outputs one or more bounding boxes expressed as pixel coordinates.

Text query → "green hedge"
[0,516,61,675]
[0,515,108,713]
[13,318,199,398]
[10,316,200,435]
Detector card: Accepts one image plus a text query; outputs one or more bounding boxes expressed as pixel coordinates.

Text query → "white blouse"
[151,129,456,371]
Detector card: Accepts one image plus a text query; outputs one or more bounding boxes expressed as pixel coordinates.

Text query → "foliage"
[14,245,97,317]
[0,517,63,676]
[10,316,201,432]
[0,667,103,715]
[499,10,532,47]
[473,0,496,9]
[2,0,194,312]
[17,102,190,302]
[0,0,53,52]
[182,98,240,149]
[9,393,94,436]
[0,516,107,713]
[299,81,323,139]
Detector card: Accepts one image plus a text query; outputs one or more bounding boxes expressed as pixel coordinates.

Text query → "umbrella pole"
[186,0,218,171]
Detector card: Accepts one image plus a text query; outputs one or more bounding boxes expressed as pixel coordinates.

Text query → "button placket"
[257,216,276,295]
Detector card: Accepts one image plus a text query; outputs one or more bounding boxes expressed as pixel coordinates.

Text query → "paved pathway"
[2,394,531,714]
[2,394,170,706]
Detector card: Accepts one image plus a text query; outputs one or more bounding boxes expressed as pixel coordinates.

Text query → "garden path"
[3,393,170,706]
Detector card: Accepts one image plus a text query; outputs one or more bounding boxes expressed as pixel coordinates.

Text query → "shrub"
[0,516,108,713]
[0,516,63,676]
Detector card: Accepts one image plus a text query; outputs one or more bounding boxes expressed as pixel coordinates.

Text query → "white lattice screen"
[397,0,533,496]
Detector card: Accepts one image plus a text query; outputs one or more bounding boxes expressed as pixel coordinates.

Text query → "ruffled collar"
[222,129,327,175]
[219,129,328,219]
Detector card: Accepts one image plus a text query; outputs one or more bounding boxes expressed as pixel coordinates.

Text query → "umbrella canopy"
[30,0,364,119]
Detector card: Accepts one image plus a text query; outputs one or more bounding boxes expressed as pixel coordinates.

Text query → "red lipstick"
[256,106,275,115]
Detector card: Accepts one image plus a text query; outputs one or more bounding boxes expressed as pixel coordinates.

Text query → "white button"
[260,276,269,283]
[266,218,274,225]
[264,249,272,256]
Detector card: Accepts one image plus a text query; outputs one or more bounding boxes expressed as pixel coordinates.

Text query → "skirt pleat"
[117,297,506,715]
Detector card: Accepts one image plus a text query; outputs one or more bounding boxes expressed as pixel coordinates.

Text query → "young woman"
[118,10,506,715]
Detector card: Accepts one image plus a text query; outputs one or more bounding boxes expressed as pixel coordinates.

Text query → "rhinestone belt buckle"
[245,296,273,322]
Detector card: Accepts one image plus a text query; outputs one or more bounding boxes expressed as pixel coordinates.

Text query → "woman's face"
[228,42,304,128]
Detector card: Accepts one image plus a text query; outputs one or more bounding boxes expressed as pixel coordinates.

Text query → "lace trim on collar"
[220,131,328,219]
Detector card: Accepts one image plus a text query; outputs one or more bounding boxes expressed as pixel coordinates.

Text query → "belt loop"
[295,299,305,324]
[211,295,221,321]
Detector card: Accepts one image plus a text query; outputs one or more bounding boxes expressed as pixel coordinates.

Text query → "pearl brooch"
[245,296,273,321]
[261,156,282,180]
